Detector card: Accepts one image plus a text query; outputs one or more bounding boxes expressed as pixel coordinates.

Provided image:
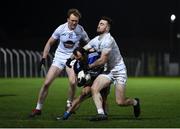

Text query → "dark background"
[0,0,180,57]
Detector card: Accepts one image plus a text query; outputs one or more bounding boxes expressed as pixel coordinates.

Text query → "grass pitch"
[0,77,180,128]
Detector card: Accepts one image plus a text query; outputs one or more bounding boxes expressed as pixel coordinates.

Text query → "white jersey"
[52,22,89,60]
[87,33,126,71]
[51,22,89,69]
[87,33,127,86]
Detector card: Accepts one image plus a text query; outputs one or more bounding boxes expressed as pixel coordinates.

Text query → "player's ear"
[106,25,110,32]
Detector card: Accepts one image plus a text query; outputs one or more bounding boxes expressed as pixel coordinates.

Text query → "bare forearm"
[42,37,56,58]
[42,43,51,58]
[89,58,106,68]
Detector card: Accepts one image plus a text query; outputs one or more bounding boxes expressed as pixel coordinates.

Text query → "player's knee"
[91,86,99,95]
[69,78,76,86]
[43,81,51,89]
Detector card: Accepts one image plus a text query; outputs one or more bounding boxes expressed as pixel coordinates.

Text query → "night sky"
[0,0,179,57]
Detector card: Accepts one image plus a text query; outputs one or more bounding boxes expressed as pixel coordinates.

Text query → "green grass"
[0,77,180,128]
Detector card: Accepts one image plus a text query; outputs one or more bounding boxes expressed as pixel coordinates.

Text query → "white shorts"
[101,65,127,87]
[52,52,75,69]
[52,57,66,69]
[52,56,76,70]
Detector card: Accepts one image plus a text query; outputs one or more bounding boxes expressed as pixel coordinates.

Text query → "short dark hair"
[73,47,86,57]
[100,16,112,27]
[67,8,82,19]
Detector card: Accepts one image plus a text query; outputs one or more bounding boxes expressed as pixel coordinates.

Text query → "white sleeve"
[101,38,113,54]
[80,26,90,42]
[82,30,90,42]
[51,25,63,39]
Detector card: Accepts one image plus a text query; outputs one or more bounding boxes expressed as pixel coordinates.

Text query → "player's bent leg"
[91,75,111,113]
[90,75,111,121]
[66,86,91,112]
[115,84,132,106]
[101,86,111,115]
[29,66,62,118]
[56,86,91,120]
[115,83,141,118]
[38,66,62,104]
[39,66,62,104]
[72,86,91,111]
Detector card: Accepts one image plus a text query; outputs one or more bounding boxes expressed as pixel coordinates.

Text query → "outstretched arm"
[42,37,57,59]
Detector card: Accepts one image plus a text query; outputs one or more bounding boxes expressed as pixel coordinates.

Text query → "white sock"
[97,108,105,114]
[133,99,138,106]
[36,103,43,110]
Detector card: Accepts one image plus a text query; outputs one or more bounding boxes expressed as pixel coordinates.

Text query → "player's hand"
[66,58,73,68]
[38,58,46,71]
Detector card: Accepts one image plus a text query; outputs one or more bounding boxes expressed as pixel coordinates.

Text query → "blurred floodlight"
[170,14,176,22]
[177,33,180,39]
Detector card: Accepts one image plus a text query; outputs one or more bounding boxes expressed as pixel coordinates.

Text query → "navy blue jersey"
[74,51,102,75]
[74,51,104,86]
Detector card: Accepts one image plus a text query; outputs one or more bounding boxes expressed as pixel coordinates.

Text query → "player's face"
[67,14,79,30]
[97,20,109,34]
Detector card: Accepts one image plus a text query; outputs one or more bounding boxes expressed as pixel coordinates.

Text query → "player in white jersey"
[29,8,90,117]
[83,16,140,121]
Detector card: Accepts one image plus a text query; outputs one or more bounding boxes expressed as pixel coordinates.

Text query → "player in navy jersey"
[29,9,90,117]
[56,47,110,120]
